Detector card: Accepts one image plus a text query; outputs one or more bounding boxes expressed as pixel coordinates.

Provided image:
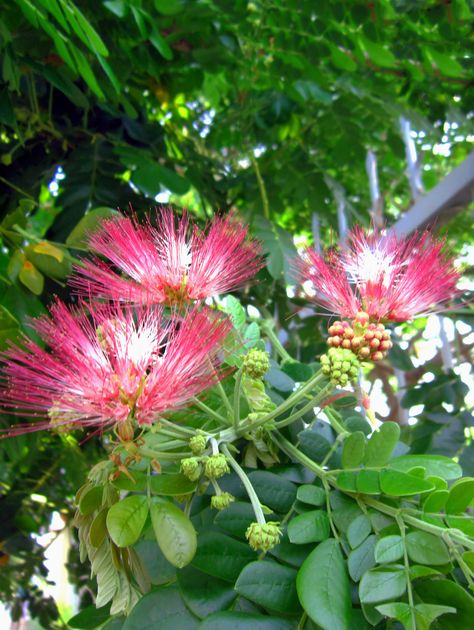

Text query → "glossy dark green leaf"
[374,535,403,564]
[388,455,462,481]
[199,611,294,629]
[379,470,435,496]
[347,514,371,549]
[281,360,314,382]
[414,579,474,630]
[288,510,330,544]
[79,485,103,516]
[235,560,300,614]
[348,535,377,582]
[134,538,175,585]
[342,431,366,469]
[67,604,111,629]
[191,531,256,582]
[405,532,450,565]
[123,584,197,630]
[297,539,351,630]
[363,422,400,467]
[359,567,406,604]
[298,430,332,465]
[66,207,119,248]
[446,477,474,514]
[248,470,297,512]
[177,565,236,619]
[150,499,197,568]
[150,473,197,496]
[106,495,148,548]
[356,470,380,495]
[214,502,255,538]
[296,484,325,506]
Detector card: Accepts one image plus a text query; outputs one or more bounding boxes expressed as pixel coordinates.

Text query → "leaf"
[149,28,173,60]
[177,565,237,619]
[298,430,332,465]
[379,470,435,496]
[265,367,295,392]
[90,508,109,548]
[296,485,325,507]
[291,79,333,104]
[446,477,474,514]
[281,361,313,382]
[374,535,403,564]
[66,207,119,248]
[106,495,149,548]
[405,532,450,566]
[67,604,111,629]
[342,432,366,469]
[122,584,197,630]
[297,539,351,630]
[363,422,400,467]
[79,485,103,516]
[243,322,260,348]
[388,455,462,481]
[288,510,330,544]
[224,295,246,329]
[132,161,190,196]
[415,579,474,630]
[134,537,175,586]
[19,261,44,295]
[347,514,371,549]
[330,46,357,72]
[235,560,300,614]
[425,47,464,78]
[150,473,197,496]
[191,531,256,582]
[0,305,20,350]
[362,38,397,68]
[214,502,255,539]
[248,470,297,512]
[359,567,406,604]
[376,602,456,630]
[423,490,449,514]
[356,470,381,495]
[254,216,297,283]
[150,499,197,568]
[154,0,185,15]
[348,535,377,582]
[199,612,294,629]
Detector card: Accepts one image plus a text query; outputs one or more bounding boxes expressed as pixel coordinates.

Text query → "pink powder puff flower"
[71,208,264,304]
[297,226,461,322]
[0,300,232,436]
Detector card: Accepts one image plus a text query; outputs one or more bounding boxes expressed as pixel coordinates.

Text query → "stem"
[158,418,197,436]
[138,447,190,461]
[250,153,270,219]
[192,397,228,424]
[396,514,416,628]
[221,443,266,525]
[0,177,38,203]
[324,406,348,435]
[262,323,293,362]
[233,369,243,431]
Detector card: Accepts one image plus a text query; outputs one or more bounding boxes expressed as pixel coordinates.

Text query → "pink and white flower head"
[0,300,232,436]
[71,208,264,305]
[297,226,461,323]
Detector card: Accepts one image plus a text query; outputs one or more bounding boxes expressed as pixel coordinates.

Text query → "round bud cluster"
[180,457,202,481]
[320,347,360,386]
[327,312,392,363]
[246,521,282,552]
[189,434,207,455]
[211,492,235,510]
[243,349,270,379]
[203,454,230,480]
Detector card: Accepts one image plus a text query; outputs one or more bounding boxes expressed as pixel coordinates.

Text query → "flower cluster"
[0,207,264,437]
[0,302,232,435]
[297,227,460,323]
[71,208,264,305]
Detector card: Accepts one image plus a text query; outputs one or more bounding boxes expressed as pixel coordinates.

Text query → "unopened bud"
[116,419,135,442]
[180,457,202,481]
[243,349,270,379]
[371,351,384,361]
[246,521,282,552]
[369,338,380,349]
[189,434,207,455]
[211,492,235,510]
[359,347,371,359]
[204,454,229,479]
[351,336,362,349]
[379,340,392,351]
[355,312,370,326]
[341,339,351,349]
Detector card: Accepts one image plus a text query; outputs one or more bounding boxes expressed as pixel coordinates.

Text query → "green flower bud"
[341,361,351,373]
[211,492,235,510]
[322,347,360,387]
[243,349,270,379]
[180,457,202,481]
[246,521,282,552]
[189,434,207,455]
[204,454,230,479]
